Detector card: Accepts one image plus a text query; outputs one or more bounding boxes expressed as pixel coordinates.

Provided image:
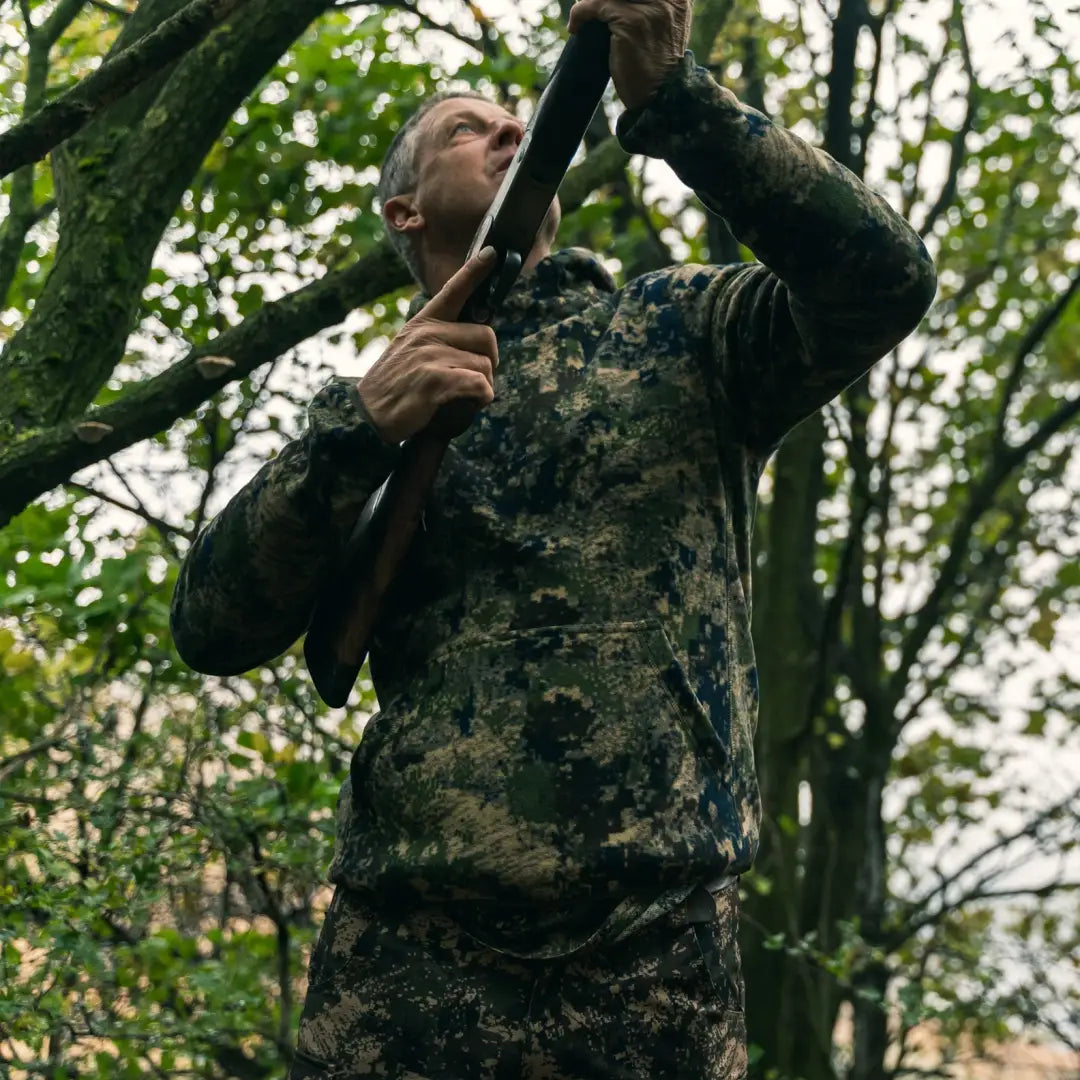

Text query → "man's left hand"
[567,0,692,111]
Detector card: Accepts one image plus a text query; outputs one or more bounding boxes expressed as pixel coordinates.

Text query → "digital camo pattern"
[172,51,935,966]
[290,882,746,1079]
[171,380,401,676]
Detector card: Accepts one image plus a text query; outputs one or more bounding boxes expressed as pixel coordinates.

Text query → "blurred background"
[0,0,1077,1076]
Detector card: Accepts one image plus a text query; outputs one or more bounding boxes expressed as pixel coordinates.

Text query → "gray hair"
[376,89,489,286]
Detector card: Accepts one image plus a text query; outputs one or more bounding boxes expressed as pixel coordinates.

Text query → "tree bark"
[848,774,889,1080]
[0,0,332,443]
[0,0,253,179]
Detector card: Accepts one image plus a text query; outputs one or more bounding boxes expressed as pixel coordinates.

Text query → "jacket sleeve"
[616,53,937,452]
[170,377,401,675]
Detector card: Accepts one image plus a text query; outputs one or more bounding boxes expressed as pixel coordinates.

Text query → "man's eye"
[452,121,477,136]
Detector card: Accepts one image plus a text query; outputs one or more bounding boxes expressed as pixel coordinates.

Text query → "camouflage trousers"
[289,881,747,1079]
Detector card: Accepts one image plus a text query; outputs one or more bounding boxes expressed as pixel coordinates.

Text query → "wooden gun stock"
[302,402,474,707]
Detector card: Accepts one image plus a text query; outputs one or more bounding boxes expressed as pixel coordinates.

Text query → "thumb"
[421,245,497,322]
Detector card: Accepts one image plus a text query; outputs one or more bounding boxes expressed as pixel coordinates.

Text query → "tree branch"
[895,875,1080,948]
[0,244,399,526]
[0,736,67,782]
[688,0,736,66]
[885,786,1080,948]
[823,0,868,169]
[871,355,903,617]
[899,13,950,222]
[964,881,1080,903]
[0,163,37,309]
[916,0,976,238]
[559,135,630,211]
[0,0,252,179]
[344,0,484,55]
[894,516,1018,729]
[852,0,897,179]
[0,0,59,307]
[806,425,873,731]
[837,378,886,715]
[891,270,1080,697]
[40,0,89,47]
[991,268,1080,449]
[67,479,192,550]
[87,0,132,16]
[0,137,628,528]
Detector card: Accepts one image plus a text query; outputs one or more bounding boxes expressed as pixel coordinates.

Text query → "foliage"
[0,0,1077,1077]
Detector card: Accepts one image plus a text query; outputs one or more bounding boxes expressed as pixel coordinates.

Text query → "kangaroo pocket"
[344,620,736,909]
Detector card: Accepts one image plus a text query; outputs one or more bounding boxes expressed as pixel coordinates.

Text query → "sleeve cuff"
[616,51,770,165]
[302,378,402,504]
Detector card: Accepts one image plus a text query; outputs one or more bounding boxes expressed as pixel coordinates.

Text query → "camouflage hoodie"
[171,53,936,958]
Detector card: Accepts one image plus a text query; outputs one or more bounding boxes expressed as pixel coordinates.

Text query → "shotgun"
[303,22,612,708]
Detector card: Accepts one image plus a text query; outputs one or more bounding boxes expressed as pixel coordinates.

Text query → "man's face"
[408,97,525,246]
[384,95,562,284]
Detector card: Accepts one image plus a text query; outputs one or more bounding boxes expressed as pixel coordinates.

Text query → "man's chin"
[486,190,561,226]
[459,191,560,253]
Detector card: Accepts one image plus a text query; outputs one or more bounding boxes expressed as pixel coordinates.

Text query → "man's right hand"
[356,247,500,445]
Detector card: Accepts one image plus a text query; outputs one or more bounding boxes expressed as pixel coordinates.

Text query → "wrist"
[616,51,749,158]
[354,377,398,448]
[623,57,684,111]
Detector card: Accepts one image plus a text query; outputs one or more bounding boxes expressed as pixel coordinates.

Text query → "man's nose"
[492,117,524,149]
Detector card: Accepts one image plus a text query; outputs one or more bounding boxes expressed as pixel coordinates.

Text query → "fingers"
[362,355,494,444]
[434,369,495,409]
[431,322,499,369]
[423,349,496,391]
[357,263,500,442]
[422,245,497,322]
[567,0,620,34]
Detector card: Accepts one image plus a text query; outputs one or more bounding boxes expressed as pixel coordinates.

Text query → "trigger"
[491,250,524,308]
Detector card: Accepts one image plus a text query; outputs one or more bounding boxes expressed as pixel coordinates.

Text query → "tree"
[0,0,1076,1076]
[735,1,1079,1076]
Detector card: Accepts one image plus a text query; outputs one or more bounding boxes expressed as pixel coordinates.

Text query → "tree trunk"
[741,0,877,1071]
[745,412,832,1078]
[849,773,890,1080]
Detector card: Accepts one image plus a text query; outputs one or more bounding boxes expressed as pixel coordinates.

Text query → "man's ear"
[383,193,425,236]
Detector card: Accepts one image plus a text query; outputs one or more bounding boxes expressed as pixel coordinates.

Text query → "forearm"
[617,53,936,339]
[170,379,400,675]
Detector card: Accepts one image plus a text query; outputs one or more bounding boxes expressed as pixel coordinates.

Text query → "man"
[171,0,936,1075]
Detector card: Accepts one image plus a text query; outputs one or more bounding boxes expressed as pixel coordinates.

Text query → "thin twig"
[887,786,1080,947]
[891,273,1080,696]
[0,736,67,782]
[335,0,483,54]
[87,0,131,16]
[991,268,1080,449]
[917,0,977,238]
[899,11,950,221]
[67,479,190,552]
